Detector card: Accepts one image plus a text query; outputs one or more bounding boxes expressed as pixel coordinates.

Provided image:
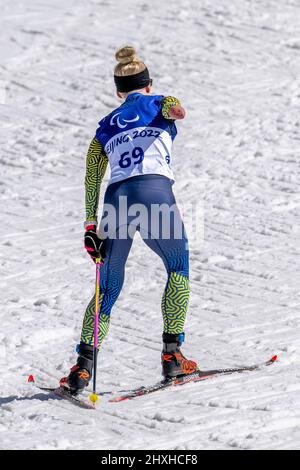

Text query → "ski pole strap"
[163,332,185,346]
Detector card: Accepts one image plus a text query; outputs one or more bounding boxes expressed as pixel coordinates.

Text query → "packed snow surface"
[1,0,300,450]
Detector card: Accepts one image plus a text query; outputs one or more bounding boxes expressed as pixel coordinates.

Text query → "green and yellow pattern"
[162,272,189,334]
[81,293,110,348]
[85,137,108,224]
[161,96,181,120]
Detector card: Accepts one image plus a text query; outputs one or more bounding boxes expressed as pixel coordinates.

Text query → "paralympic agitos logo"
[110,112,140,129]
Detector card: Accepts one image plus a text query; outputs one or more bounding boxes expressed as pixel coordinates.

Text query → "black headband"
[114,67,151,92]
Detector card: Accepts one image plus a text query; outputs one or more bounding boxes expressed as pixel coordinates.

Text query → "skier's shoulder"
[140,95,164,109]
[144,94,182,117]
[140,92,165,104]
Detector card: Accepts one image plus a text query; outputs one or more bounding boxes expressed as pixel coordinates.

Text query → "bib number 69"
[119,147,144,168]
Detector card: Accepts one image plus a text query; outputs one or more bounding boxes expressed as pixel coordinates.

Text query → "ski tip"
[27,374,35,383]
[270,355,278,363]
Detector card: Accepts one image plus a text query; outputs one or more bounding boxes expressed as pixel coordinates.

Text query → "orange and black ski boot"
[60,343,96,395]
[161,333,198,379]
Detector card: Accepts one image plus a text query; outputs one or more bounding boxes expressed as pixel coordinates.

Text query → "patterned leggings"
[81,175,189,348]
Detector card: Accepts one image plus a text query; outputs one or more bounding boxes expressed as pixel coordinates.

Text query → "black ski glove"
[84,225,105,261]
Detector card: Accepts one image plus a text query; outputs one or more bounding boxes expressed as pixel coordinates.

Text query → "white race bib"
[104,126,174,185]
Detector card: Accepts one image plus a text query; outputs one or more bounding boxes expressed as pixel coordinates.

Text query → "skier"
[60,45,198,394]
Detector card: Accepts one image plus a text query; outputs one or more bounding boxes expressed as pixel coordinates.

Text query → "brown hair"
[114,45,147,77]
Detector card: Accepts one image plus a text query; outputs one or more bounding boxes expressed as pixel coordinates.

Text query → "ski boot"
[60,342,97,395]
[161,332,198,379]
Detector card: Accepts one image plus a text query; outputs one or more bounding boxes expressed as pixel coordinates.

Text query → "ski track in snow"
[0,0,300,450]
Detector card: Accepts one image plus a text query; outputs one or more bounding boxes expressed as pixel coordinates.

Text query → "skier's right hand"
[84,225,104,262]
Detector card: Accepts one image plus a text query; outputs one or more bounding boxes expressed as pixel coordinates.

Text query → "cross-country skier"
[60,46,198,394]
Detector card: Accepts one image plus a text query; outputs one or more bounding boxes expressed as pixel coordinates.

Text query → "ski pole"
[89,256,103,404]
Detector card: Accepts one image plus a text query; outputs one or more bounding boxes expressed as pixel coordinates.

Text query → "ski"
[109,355,278,403]
[53,387,96,409]
[30,355,277,406]
[33,385,96,410]
[34,384,117,397]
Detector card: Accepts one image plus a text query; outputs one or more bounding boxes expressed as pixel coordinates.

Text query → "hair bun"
[115,46,138,65]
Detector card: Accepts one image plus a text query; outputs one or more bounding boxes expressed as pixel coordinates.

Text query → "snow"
[1,0,300,450]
